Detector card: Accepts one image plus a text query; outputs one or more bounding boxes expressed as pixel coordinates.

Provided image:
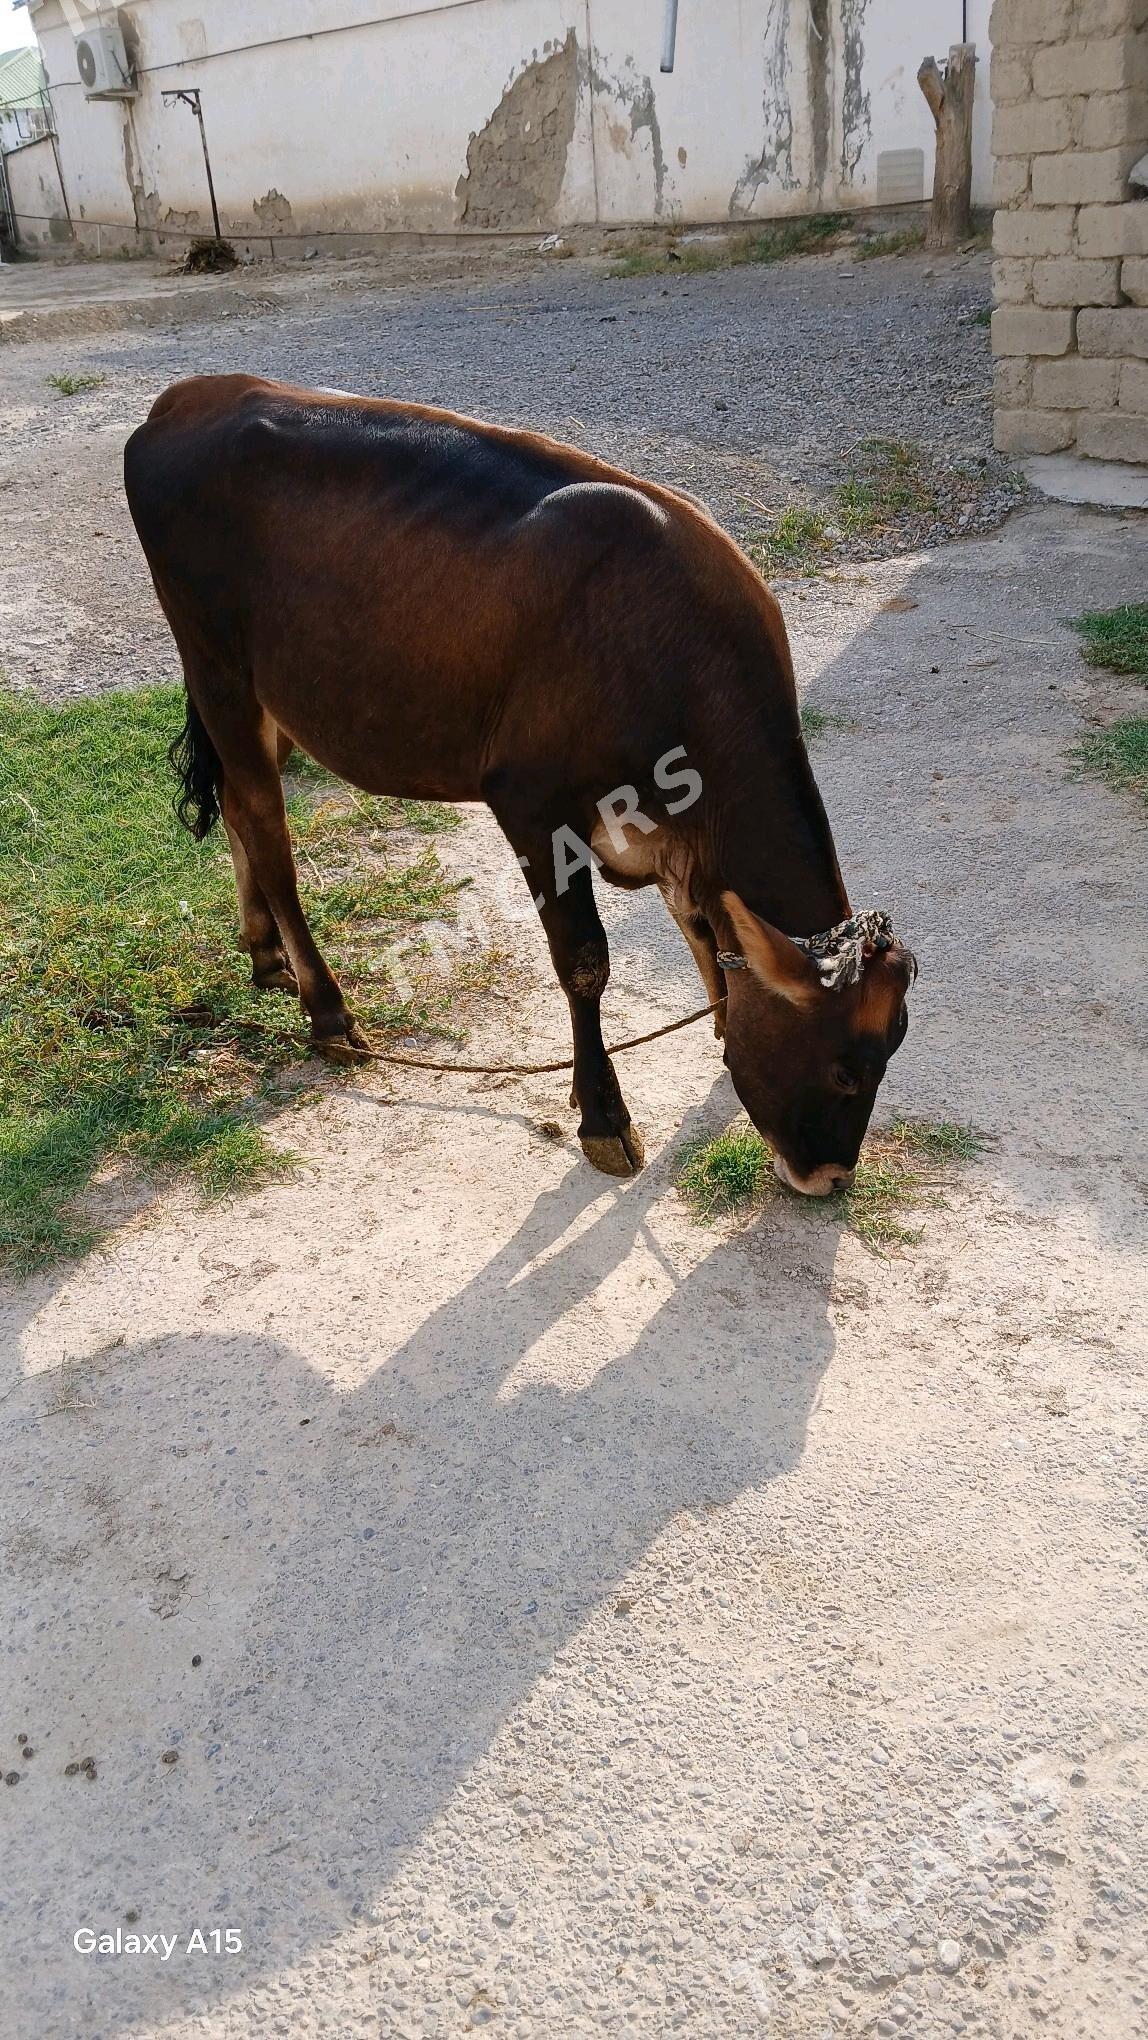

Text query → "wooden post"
[918,43,976,251]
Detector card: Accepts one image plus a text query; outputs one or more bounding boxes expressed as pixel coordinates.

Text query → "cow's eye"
[831,1063,858,1094]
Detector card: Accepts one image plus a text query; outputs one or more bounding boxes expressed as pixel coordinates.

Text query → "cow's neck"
[699,727,850,939]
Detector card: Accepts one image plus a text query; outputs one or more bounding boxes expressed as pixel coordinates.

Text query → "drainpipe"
[660,0,679,73]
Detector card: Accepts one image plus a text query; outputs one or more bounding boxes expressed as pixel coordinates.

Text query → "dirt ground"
[1,251,1146,2039]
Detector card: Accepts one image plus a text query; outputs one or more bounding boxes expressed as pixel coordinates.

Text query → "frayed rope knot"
[793,909,896,989]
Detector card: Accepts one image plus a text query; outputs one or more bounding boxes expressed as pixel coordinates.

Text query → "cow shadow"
[2,1093,841,2035]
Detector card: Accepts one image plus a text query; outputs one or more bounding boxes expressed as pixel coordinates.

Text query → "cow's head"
[718,892,916,1196]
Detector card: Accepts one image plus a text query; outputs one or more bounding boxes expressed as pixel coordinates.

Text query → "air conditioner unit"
[75,23,135,100]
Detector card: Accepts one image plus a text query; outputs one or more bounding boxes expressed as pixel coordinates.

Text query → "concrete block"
[1120,253,1148,298]
[1078,304,1148,352]
[993,206,1076,257]
[1032,146,1142,205]
[1077,88,1148,148]
[991,306,1077,354]
[1077,198,1148,253]
[1079,0,1148,33]
[1118,355,1148,405]
[990,0,1073,47]
[994,408,1076,453]
[1033,355,1121,406]
[994,357,1033,405]
[993,156,1031,206]
[993,256,1034,302]
[1033,35,1148,97]
[1077,406,1148,457]
[990,49,1031,103]
[1033,255,1122,303]
[993,99,1072,158]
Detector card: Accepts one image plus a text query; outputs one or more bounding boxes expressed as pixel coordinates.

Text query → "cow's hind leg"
[218,720,369,1062]
[223,725,298,994]
[492,804,643,1177]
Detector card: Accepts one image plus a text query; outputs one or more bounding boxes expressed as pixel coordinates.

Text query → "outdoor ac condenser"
[74,23,135,99]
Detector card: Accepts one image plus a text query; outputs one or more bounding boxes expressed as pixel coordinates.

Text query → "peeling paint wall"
[456,32,578,230]
[26,0,991,253]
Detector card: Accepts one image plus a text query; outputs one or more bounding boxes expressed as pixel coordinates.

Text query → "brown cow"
[124,375,914,1188]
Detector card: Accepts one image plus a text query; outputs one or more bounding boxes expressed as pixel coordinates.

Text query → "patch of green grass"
[608,214,845,279]
[855,227,927,261]
[677,1124,771,1217]
[971,305,993,327]
[1070,601,1148,675]
[0,686,467,1273]
[677,1116,984,1252]
[1071,716,1148,804]
[799,705,849,742]
[836,437,938,533]
[46,371,106,396]
[747,505,831,578]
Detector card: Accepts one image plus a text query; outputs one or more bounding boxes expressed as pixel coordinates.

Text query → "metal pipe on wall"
[660,0,679,74]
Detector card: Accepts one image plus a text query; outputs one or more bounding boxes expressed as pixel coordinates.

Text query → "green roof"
[0,45,46,111]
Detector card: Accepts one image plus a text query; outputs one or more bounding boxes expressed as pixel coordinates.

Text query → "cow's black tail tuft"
[169,695,222,840]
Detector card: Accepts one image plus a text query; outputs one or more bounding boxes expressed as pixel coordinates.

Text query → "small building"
[20,1,995,257]
[0,42,50,150]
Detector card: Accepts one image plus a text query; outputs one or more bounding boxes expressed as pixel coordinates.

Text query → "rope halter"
[718,909,898,992]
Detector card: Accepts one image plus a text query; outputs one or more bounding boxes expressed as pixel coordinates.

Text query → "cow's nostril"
[829,1165,855,1190]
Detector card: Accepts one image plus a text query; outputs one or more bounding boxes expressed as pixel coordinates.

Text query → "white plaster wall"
[27,0,994,245]
[4,131,70,244]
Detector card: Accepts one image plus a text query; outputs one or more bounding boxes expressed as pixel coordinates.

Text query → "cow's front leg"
[495,811,644,1176]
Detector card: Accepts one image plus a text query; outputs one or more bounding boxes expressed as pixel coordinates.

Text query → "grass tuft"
[608,215,845,279]
[747,438,963,580]
[1071,717,1148,805]
[677,1116,984,1252]
[854,227,927,262]
[747,505,831,578]
[47,372,106,397]
[1070,601,1148,675]
[800,705,849,742]
[0,686,469,1273]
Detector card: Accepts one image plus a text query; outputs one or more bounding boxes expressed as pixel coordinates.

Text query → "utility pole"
[161,87,221,240]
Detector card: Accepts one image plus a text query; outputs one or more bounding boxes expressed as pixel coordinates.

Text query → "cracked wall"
[455,31,578,231]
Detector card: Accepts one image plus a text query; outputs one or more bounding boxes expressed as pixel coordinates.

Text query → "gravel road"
[0,243,1006,700]
[1,249,1146,2039]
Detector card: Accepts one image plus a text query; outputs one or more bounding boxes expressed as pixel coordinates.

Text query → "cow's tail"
[169,694,222,840]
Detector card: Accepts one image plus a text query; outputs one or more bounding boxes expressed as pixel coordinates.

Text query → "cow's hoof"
[311,1021,373,1065]
[580,1124,645,1177]
[254,965,299,994]
[713,1012,726,1041]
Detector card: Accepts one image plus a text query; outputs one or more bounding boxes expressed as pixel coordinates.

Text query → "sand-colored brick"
[1078,87,1148,146]
[1078,305,1148,354]
[991,306,1076,355]
[1120,254,1148,300]
[1033,255,1122,304]
[1033,35,1148,97]
[989,0,1073,47]
[993,408,1076,453]
[994,358,1032,406]
[1118,356,1148,408]
[1077,407,1148,457]
[993,156,1031,207]
[993,99,1073,157]
[1033,356,1121,407]
[993,256,1034,303]
[1078,0,1148,33]
[1031,146,1141,205]
[1077,200,1148,255]
[990,50,1032,103]
[993,207,1075,258]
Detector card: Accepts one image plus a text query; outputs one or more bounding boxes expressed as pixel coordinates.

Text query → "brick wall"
[991,0,1148,461]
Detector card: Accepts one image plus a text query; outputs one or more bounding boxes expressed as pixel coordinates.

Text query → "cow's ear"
[720,892,823,1007]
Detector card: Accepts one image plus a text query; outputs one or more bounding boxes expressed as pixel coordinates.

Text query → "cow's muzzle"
[773,1155,855,1199]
